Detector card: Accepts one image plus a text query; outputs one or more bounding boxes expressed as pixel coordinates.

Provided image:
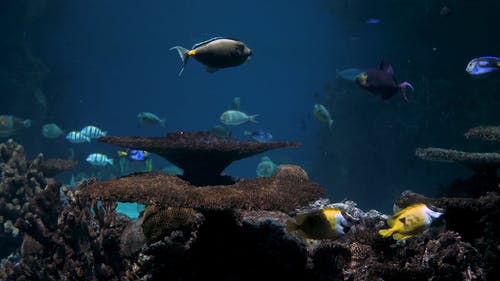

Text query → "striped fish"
[66,131,91,143]
[80,125,107,139]
[86,153,113,166]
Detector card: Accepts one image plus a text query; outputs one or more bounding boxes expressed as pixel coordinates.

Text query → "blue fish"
[364,18,381,24]
[336,68,363,82]
[244,130,273,142]
[118,149,150,161]
[466,57,500,77]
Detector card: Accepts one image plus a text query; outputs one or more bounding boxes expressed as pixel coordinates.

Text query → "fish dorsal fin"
[387,203,424,226]
[379,60,394,75]
[192,37,226,49]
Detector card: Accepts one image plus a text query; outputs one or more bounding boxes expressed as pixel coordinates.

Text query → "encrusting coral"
[98,131,299,185]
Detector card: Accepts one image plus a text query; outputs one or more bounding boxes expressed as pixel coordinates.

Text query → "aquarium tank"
[0,1,498,280]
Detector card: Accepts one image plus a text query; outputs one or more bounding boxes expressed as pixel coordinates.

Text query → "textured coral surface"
[98,131,299,185]
[77,165,325,213]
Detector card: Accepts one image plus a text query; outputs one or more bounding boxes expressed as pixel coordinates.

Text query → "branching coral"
[0,139,46,259]
[0,179,130,280]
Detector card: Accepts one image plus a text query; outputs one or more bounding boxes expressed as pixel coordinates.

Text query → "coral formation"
[38,158,78,177]
[0,179,130,280]
[465,125,500,142]
[1,138,496,280]
[416,125,500,197]
[0,139,46,259]
[77,165,325,213]
[98,131,300,185]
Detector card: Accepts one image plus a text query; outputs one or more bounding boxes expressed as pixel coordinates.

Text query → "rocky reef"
[1,132,498,280]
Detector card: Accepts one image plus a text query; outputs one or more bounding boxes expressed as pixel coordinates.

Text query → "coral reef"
[1,139,496,281]
[38,158,78,177]
[416,125,500,197]
[0,179,130,280]
[0,139,46,259]
[465,125,500,142]
[77,165,325,213]
[98,131,299,185]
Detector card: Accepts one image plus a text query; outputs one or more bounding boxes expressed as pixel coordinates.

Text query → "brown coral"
[465,125,500,142]
[141,205,199,243]
[98,131,299,185]
[38,158,78,177]
[415,147,500,168]
[77,165,325,213]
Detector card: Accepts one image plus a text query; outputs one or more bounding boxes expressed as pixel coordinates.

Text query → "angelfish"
[170,37,252,76]
[355,60,414,102]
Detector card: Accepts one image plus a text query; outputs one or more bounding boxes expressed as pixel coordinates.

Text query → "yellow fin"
[378,228,395,238]
[187,50,197,56]
[387,203,425,227]
[393,233,413,241]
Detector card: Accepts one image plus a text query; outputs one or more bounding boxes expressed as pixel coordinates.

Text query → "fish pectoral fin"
[378,228,395,238]
[206,67,219,73]
[392,233,413,241]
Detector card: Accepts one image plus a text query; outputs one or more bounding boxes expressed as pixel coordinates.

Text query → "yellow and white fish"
[286,208,350,240]
[379,203,443,241]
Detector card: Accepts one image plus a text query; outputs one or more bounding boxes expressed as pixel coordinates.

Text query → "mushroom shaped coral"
[98,131,299,186]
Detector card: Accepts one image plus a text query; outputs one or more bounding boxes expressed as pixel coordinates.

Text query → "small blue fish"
[365,18,381,24]
[244,130,273,142]
[466,57,500,77]
[118,149,150,161]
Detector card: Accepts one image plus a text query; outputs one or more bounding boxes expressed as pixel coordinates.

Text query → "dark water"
[1,0,499,212]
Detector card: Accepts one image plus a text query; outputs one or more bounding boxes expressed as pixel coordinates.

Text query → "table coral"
[77,165,325,213]
[98,131,299,186]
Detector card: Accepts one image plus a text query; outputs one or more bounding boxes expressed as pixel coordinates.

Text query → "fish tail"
[169,46,190,76]
[249,114,259,123]
[328,119,334,130]
[243,130,252,136]
[108,158,114,165]
[378,228,395,238]
[399,82,414,102]
[102,131,107,137]
[160,118,166,128]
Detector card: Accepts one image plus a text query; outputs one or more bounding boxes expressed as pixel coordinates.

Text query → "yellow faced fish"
[286,208,350,240]
[379,203,443,241]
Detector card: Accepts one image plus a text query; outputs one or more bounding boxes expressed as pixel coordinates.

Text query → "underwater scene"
[0,0,499,280]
